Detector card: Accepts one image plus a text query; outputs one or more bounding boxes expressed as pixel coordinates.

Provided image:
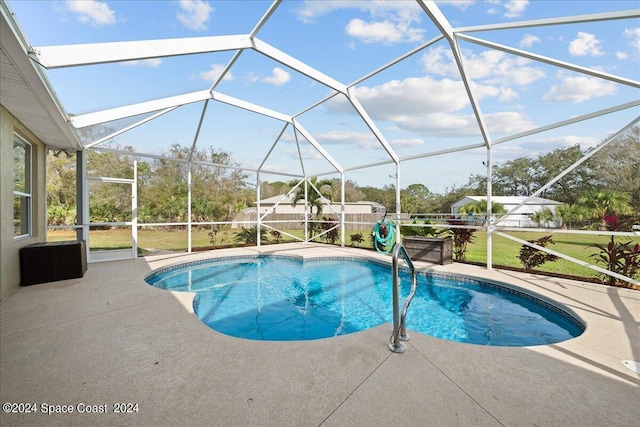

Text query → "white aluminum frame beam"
[392,100,639,163]
[211,91,291,122]
[209,0,282,91]
[347,87,399,164]
[492,100,640,147]
[72,89,292,129]
[458,34,640,89]
[293,128,307,177]
[292,119,344,174]
[417,1,454,42]
[70,90,212,128]
[258,123,290,171]
[350,33,444,87]
[85,106,178,148]
[188,99,210,161]
[32,35,252,69]
[252,38,347,94]
[454,10,639,33]
[250,0,282,38]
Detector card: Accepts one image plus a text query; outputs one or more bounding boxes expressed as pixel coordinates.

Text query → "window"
[14,135,32,238]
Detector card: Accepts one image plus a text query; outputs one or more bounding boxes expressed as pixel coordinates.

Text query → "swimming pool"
[145,256,584,346]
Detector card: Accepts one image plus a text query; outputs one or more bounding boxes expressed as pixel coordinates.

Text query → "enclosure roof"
[2,1,639,189]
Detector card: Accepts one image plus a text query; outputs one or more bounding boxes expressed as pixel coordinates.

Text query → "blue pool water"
[145,256,584,346]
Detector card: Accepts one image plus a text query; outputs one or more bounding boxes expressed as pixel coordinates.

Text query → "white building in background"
[451,196,565,228]
[257,194,386,216]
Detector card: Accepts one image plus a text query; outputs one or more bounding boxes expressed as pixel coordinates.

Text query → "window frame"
[13,134,32,239]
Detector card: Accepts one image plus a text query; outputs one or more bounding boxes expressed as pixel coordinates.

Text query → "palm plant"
[531,208,555,228]
[579,189,632,227]
[555,204,589,229]
[458,199,506,215]
[234,226,267,246]
[290,177,334,238]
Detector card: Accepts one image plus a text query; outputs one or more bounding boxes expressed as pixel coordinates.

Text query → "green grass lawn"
[463,231,640,279]
[48,227,639,282]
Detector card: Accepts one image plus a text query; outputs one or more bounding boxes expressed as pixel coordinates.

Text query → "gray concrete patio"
[1,243,638,426]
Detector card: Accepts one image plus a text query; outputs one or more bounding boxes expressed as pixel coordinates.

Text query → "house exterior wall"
[1,106,47,301]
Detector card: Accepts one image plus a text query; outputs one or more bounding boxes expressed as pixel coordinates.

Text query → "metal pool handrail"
[389,242,418,353]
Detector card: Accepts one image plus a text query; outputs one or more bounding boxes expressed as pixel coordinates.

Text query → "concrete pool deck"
[1,243,638,426]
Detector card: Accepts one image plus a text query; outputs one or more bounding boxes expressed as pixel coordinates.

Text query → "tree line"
[47,127,639,225]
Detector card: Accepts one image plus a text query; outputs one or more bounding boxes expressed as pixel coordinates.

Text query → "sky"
[7,0,640,193]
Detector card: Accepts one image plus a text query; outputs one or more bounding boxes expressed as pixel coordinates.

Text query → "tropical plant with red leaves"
[446,216,476,261]
[591,214,640,287]
[319,216,339,244]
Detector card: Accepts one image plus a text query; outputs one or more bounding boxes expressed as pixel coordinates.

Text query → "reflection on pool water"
[145,256,584,346]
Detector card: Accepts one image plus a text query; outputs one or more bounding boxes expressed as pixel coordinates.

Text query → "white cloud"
[504,0,529,18]
[438,1,474,11]
[177,0,213,31]
[497,87,519,102]
[346,18,424,44]
[519,135,600,152]
[312,130,379,150]
[420,46,457,76]
[283,147,324,161]
[199,64,233,82]
[244,72,259,84]
[569,32,604,57]
[483,111,536,135]
[327,76,534,137]
[421,46,545,86]
[65,0,115,27]
[623,27,640,52]
[485,0,528,18]
[295,1,420,23]
[543,75,617,104]
[342,76,471,118]
[616,51,628,60]
[519,34,540,49]
[392,110,535,137]
[292,130,423,152]
[295,1,424,44]
[121,59,162,67]
[261,68,291,86]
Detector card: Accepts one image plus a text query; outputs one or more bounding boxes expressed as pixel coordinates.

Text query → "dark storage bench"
[20,240,87,285]
[402,237,453,265]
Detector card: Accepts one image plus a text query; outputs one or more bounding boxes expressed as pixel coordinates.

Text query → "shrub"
[518,235,558,271]
[350,233,364,246]
[269,229,282,243]
[591,214,640,287]
[402,219,444,237]
[446,216,476,261]
[48,205,74,226]
[319,217,339,244]
[234,226,267,246]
